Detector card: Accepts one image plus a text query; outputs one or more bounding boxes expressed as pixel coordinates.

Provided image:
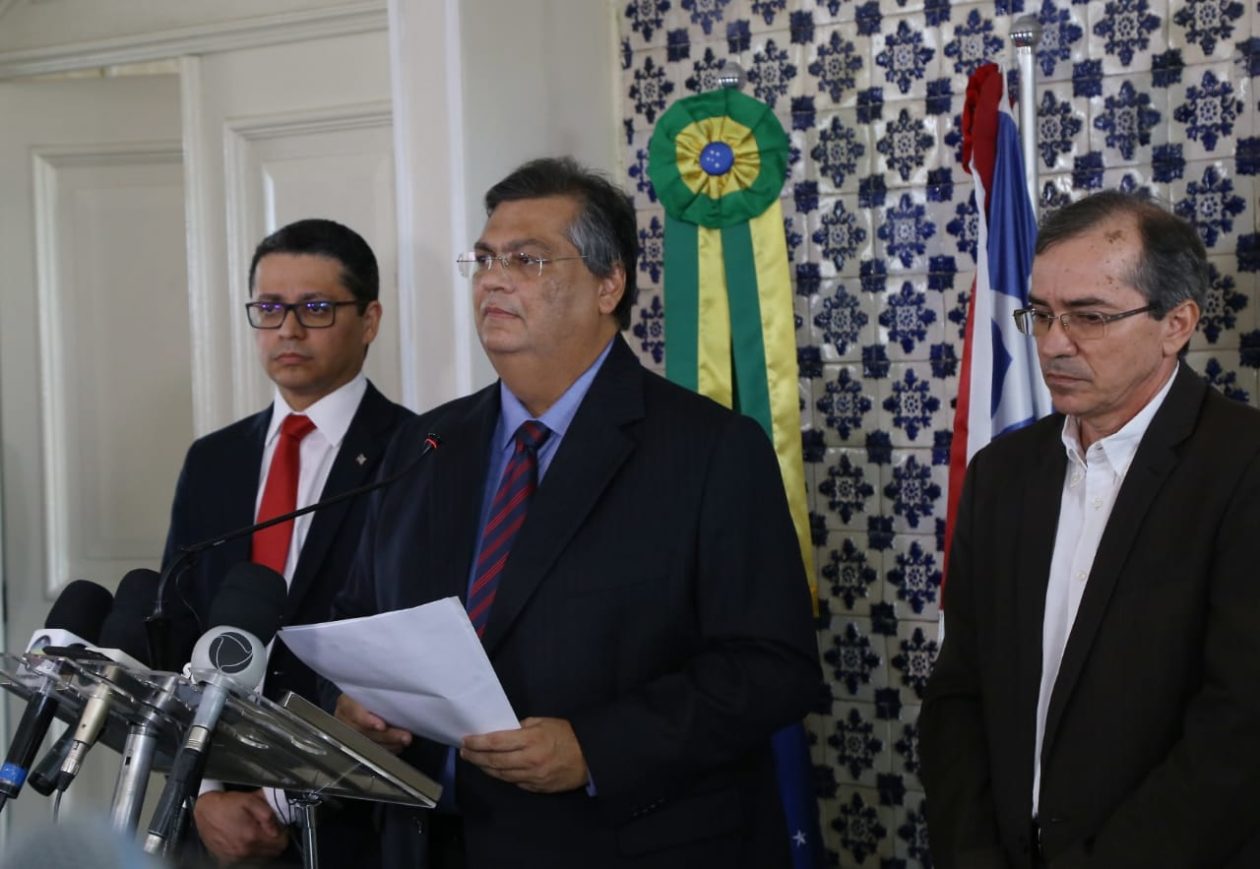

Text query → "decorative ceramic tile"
[832,786,896,865]
[880,446,945,534]
[1035,80,1090,173]
[808,22,874,109]
[1032,0,1090,84]
[1167,0,1252,67]
[821,615,889,703]
[878,277,945,361]
[810,108,875,193]
[1086,0,1167,75]
[822,532,884,614]
[1166,60,1251,162]
[829,700,892,787]
[1087,72,1170,167]
[883,532,942,622]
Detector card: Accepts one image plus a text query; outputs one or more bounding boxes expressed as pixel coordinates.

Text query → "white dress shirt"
[255,373,369,586]
[1031,368,1176,815]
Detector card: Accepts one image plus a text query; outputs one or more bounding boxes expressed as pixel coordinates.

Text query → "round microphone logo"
[207,631,255,675]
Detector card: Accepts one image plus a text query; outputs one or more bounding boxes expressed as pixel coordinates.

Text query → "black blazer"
[329,337,820,869]
[921,364,1260,868]
[161,381,414,703]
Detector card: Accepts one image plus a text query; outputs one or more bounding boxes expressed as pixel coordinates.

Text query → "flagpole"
[1010,15,1043,216]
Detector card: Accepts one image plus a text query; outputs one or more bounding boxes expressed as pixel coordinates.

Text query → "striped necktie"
[467,420,551,637]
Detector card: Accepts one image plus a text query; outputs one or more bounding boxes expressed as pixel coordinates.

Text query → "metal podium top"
[0,651,439,809]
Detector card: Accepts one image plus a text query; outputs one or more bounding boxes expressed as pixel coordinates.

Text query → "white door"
[0,72,190,832]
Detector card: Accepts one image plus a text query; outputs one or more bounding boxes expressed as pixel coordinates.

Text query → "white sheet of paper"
[277,596,518,746]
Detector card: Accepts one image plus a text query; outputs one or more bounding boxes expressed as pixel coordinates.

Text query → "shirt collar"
[1060,365,1178,474]
[266,373,368,447]
[496,338,615,451]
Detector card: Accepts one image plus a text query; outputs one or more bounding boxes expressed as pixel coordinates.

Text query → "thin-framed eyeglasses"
[1012,304,1155,340]
[245,300,361,329]
[455,251,586,280]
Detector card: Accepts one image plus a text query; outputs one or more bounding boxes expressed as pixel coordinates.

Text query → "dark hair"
[248,218,379,307]
[484,157,639,330]
[1035,190,1208,317]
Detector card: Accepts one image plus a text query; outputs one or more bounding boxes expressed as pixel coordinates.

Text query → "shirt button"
[1071,474,1082,486]
[1076,571,1087,582]
[1091,497,1103,509]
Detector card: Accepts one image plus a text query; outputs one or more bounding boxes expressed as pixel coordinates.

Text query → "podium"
[0,651,440,867]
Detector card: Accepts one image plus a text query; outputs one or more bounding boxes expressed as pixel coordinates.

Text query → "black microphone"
[0,580,113,812]
[146,431,443,670]
[53,569,161,793]
[25,579,114,652]
[143,563,288,857]
[100,569,161,664]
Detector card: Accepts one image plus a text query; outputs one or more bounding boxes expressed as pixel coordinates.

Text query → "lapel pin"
[356,453,367,466]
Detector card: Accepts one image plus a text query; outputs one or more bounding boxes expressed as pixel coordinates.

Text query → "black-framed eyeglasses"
[245,300,361,329]
[455,251,586,280]
[1012,304,1155,340]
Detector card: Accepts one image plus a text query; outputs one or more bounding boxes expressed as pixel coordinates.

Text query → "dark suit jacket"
[163,381,413,698]
[162,381,412,865]
[329,336,820,869]
[921,364,1260,868]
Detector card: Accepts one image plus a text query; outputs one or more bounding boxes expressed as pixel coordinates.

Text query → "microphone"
[147,431,443,671]
[0,580,113,812]
[53,569,161,793]
[143,563,288,856]
[26,579,114,652]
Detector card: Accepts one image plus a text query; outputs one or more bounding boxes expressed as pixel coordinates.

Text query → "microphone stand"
[145,433,442,671]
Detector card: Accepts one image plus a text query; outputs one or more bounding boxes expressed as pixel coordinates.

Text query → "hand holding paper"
[278,596,518,747]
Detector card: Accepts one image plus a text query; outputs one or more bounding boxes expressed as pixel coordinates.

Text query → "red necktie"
[467,421,551,637]
[251,414,317,574]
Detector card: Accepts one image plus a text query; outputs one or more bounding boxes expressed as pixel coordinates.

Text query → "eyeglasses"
[245,300,361,329]
[455,251,586,280]
[1012,304,1155,340]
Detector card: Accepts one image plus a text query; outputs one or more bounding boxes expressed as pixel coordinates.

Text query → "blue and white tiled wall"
[619,0,1256,865]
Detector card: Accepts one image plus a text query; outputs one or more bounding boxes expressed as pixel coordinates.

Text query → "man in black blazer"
[162,218,412,865]
[328,158,820,868]
[921,191,1260,867]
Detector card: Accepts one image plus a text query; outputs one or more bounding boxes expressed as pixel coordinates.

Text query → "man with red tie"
[161,218,412,865]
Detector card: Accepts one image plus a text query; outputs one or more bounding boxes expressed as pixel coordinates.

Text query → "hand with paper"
[277,596,519,747]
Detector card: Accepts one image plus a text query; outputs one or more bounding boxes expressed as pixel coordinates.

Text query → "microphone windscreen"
[43,580,113,643]
[207,563,287,645]
[99,569,161,665]
[190,626,268,691]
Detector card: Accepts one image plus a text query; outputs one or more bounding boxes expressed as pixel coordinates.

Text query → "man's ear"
[360,300,383,345]
[597,264,626,316]
[1161,299,1199,356]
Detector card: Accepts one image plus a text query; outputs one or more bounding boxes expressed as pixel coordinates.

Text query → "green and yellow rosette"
[648,89,815,607]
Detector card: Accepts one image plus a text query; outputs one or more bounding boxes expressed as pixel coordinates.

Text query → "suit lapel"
[1042,364,1204,754]
[1013,422,1066,800]
[220,408,271,568]
[424,385,500,605]
[481,338,643,653]
[287,383,394,614]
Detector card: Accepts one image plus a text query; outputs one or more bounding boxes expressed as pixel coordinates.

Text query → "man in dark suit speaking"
[328,157,820,868]
[162,218,411,865]
[921,191,1260,867]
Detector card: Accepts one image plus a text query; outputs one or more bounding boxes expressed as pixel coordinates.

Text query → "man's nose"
[477,259,515,293]
[1037,315,1077,356]
[277,307,307,337]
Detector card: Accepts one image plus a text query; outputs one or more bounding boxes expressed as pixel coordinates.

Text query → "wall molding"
[33,141,183,595]
[0,1,387,80]
[221,100,392,417]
